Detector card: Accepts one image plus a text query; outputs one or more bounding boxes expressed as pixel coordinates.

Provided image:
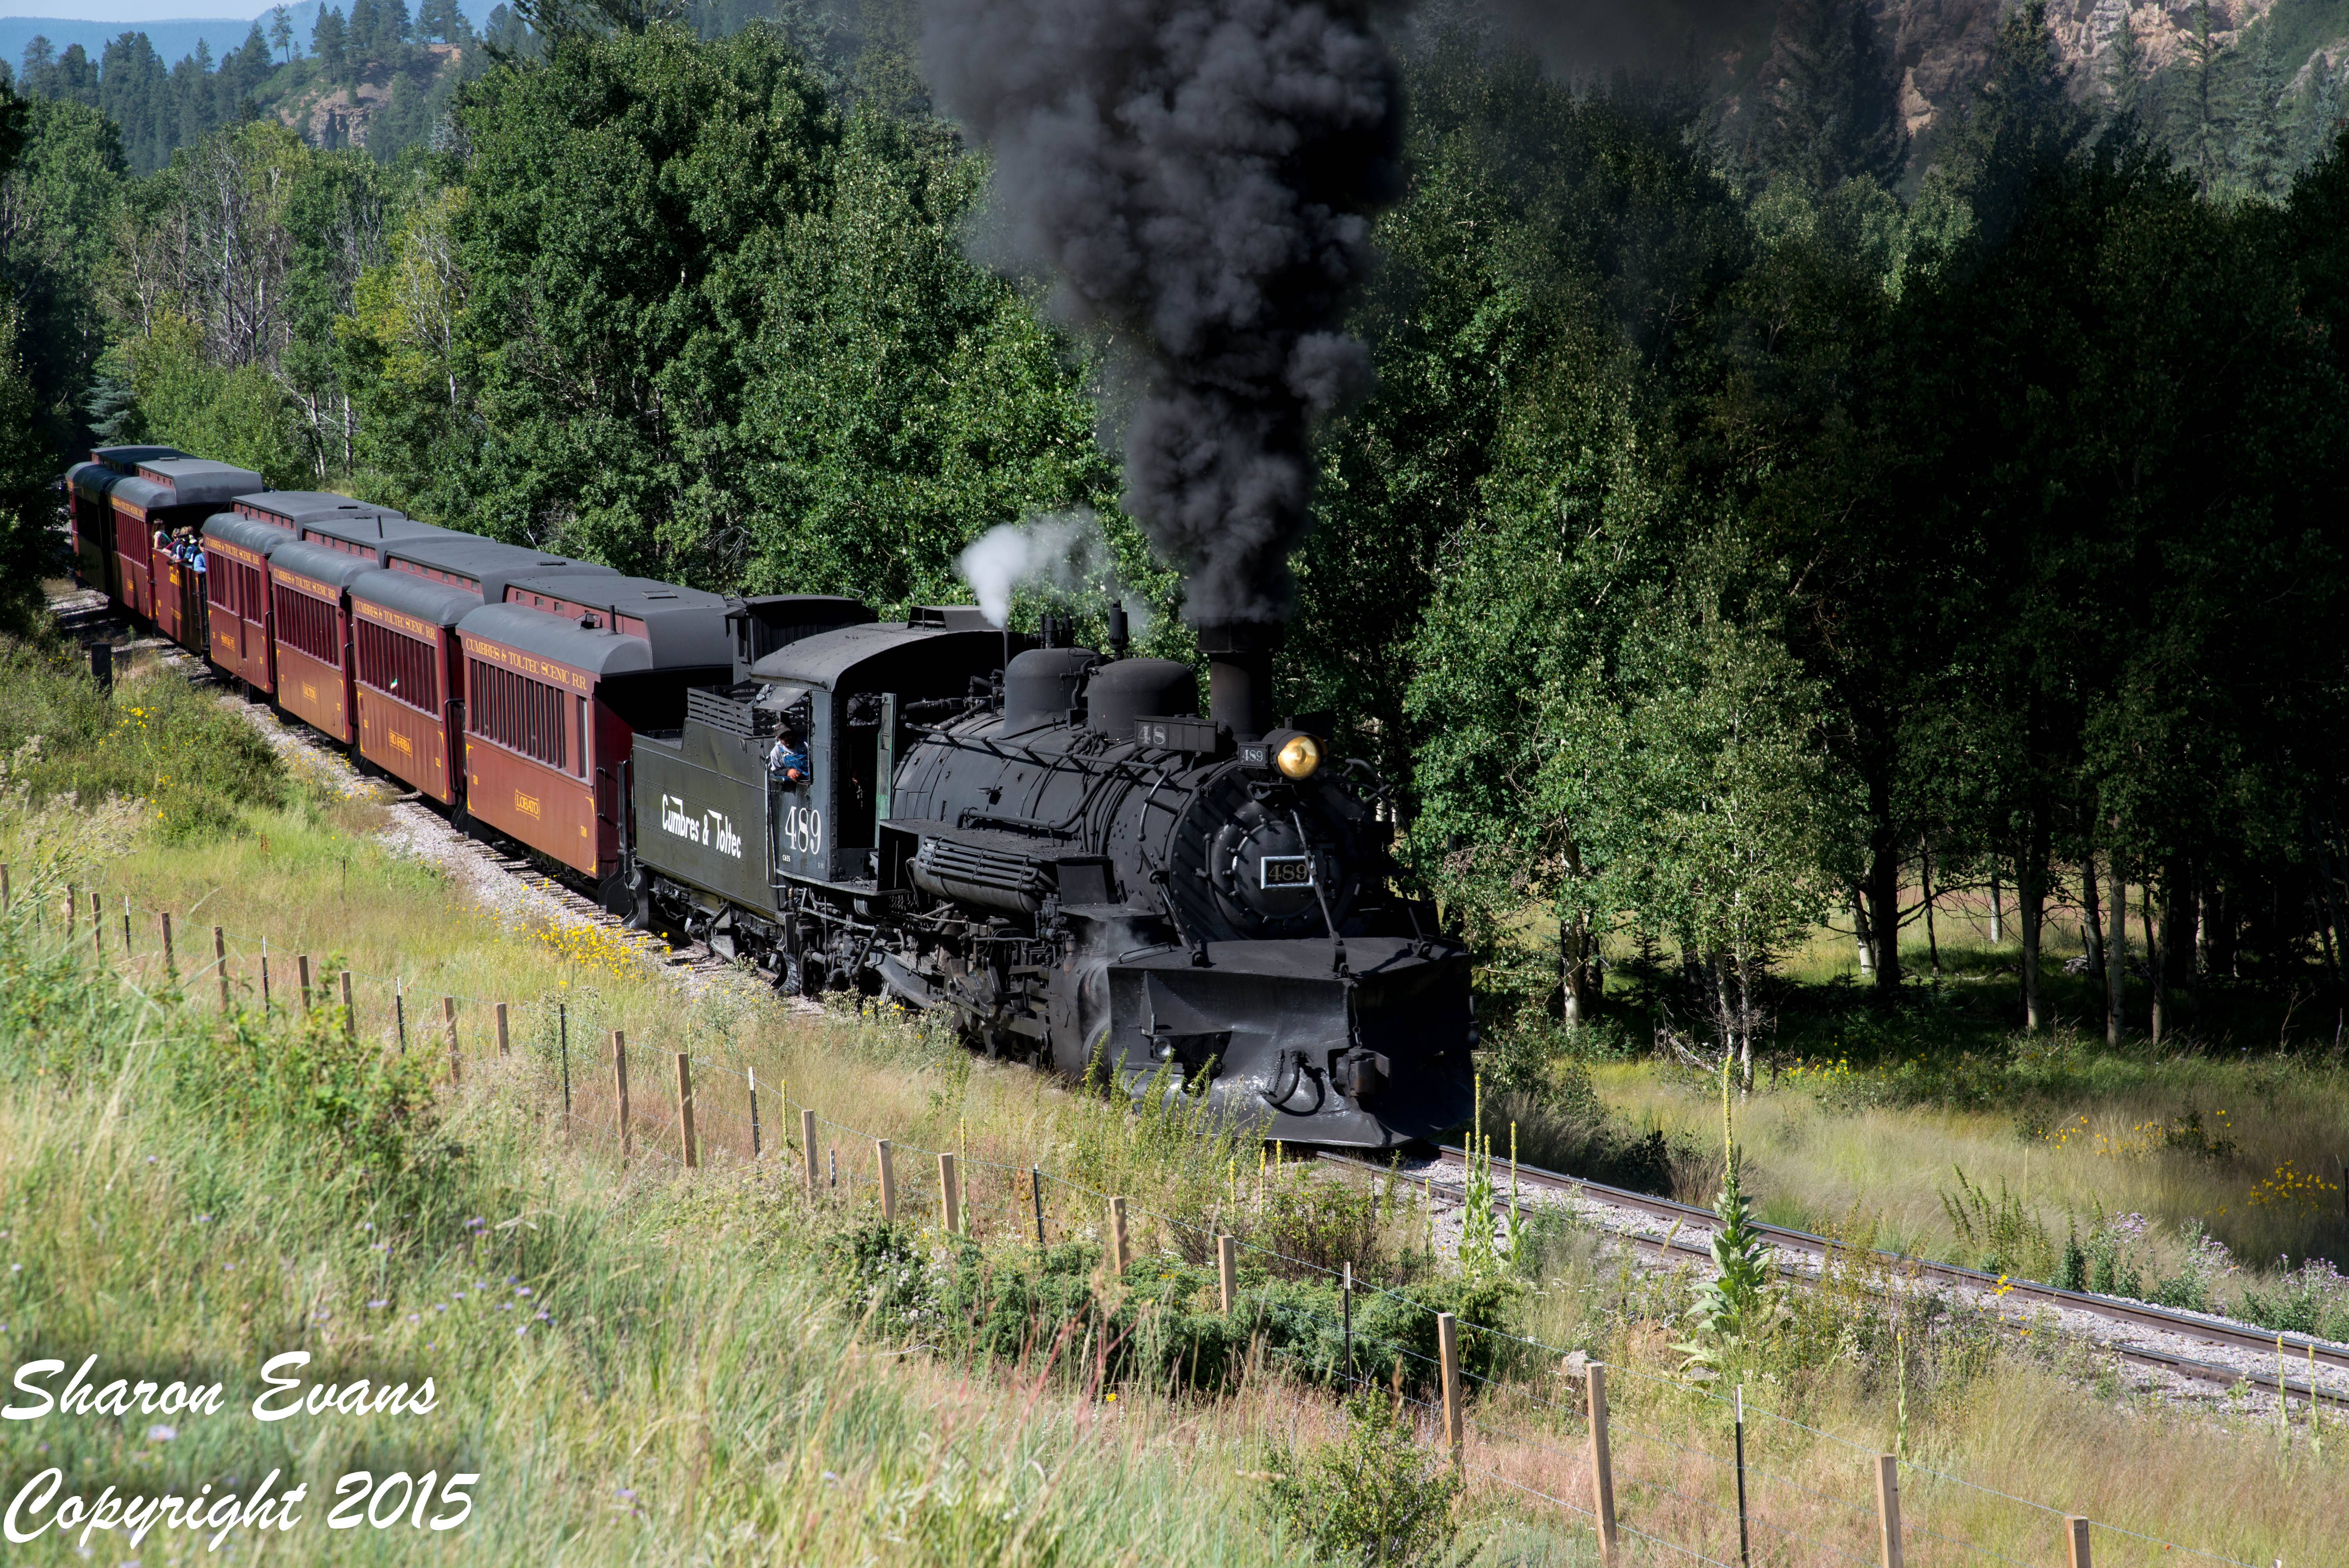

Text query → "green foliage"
[2236,1258,2349,1341]
[0,639,292,838]
[1680,1147,1780,1372]
[824,1217,942,1336]
[0,319,62,636]
[845,1231,1520,1401]
[1939,1166,2057,1281]
[120,319,308,485]
[347,25,1118,612]
[1263,1393,1466,1568]
[0,95,124,461]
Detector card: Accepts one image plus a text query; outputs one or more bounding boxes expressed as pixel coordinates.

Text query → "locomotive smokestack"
[1194,619,1280,742]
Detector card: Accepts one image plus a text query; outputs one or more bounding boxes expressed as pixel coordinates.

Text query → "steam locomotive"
[61,444,1476,1147]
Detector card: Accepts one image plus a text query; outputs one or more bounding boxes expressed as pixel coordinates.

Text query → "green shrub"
[901,1236,1520,1399]
[0,640,291,838]
[1264,1393,1465,1568]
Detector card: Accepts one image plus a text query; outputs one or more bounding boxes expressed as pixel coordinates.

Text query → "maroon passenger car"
[64,447,184,599]
[106,459,262,638]
[350,536,613,804]
[265,540,385,743]
[457,577,732,893]
[203,494,416,696]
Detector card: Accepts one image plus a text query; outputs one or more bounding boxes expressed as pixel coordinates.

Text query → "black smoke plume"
[923,0,1403,625]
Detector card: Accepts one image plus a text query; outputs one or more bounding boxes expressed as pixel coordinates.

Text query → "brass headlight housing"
[1275,733,1322,780]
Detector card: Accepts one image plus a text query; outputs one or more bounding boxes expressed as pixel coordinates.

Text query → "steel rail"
[1318,1147,2349,1411]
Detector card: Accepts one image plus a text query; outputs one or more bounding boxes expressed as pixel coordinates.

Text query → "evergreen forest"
[4,0,2349,1064]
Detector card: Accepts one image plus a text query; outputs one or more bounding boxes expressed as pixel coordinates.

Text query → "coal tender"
[627,611,1475,1148]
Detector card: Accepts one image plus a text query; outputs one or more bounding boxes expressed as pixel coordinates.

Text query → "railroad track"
[1322,1145,2349,1413]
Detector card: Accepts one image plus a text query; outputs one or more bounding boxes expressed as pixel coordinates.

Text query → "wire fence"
[0,861,2295,1568]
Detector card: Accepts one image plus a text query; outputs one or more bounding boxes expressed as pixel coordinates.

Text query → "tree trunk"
[1736,950,1755,1095]
[1866,824,1903,995]
[2312,830,2348,991]
[1921,838,1942,978]
[2203,879,2236,981]
[2167,852,2197,1015]
[2021,821,2049,1032]
[1989,866,2003,943]
[1853,887,1874,974]
[2142,883,2165,1046]
[2106,850,2128,1047]
[1558,840,1594,1023]
[2082,859,2106,978]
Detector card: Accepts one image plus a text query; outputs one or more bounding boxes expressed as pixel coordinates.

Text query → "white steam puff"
[958,511,1114,629]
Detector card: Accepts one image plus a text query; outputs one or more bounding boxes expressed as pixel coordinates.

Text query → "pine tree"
[2103,5,2146,125]
[2233,20,2292,198]
[349,0,382,71]
[417,0,468,45]
[2296,63,2345,180]
[268,6,294,62]
[2185,0,2231,195]
[18,36,54,94]
[313,6,348,83]
[1757,0,1905,190]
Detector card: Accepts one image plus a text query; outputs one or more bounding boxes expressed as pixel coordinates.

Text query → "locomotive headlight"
[1276,734,1322,780]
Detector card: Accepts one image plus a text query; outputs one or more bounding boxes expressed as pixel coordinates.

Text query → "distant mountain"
[3,14,259,70]
[3,0,496,77]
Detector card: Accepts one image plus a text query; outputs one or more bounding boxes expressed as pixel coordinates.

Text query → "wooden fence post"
[339,971,353,1041]
[214,927,228,1012]
[1587,1363,1618,1568]
[298,954,312,1012]
[65,884,75,939]
[1217,1233,1237,1315]
[161,912,175,974]
[2065,1516,2092,1568]
[876,1139,895,1221]
[939,1152,960,1234]
[89,892,103,960]
[676,1053,697,1169]
[495,1002,510,1057]
[612,1031,632,1161]
[1876,1455,1904,1568]
[443,997,461,1083]
[1109,1195,1129,1273]
[1436,1311,1463,1471]
[802,1108,819,1195]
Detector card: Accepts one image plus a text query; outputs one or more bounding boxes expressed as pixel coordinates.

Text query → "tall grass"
[2,641,2338,1565]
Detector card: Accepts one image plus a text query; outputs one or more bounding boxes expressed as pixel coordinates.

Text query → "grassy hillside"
[0,636,2338,1565]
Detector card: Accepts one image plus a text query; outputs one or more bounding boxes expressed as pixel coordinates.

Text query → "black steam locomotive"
[626,608,1476,1147]
[64,437,1473,1147]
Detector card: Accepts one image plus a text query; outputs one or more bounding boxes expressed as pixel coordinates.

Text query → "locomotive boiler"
[626,612,1477,1147]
